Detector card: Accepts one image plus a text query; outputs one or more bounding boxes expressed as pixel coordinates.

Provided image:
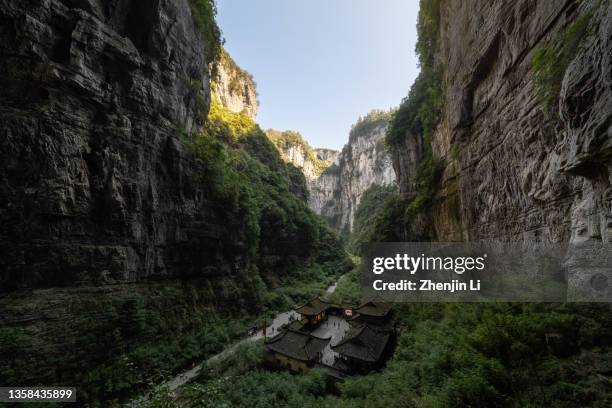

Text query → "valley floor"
[131,281,340,406]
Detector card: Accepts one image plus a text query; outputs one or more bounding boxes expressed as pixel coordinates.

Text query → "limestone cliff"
[314,148,340,164]
[266,129,335,180]
[0,0,217,289]
[266,112,396,233]
[310,111,396,233]
[212,49,258,120]
[392,0,612,255]
[0,0,232,395]
[0,0,348,400]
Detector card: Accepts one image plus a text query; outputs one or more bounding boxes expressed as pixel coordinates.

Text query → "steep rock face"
[0,0,262,394]
[315,148,340,164]
[311,114,396,232]
[0,0,232,290]
[281,143,321,180]
[212,50,258,120]
[390,129,423,200]
[266,129,335,180]
[394,0,612,248]
[0,0,351,396]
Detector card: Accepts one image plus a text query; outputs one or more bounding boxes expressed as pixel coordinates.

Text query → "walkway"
[310,315,350,365]
[129,281,338,405]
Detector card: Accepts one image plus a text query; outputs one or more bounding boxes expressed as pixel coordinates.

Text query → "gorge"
[1,0,611,406]
[0,0,350,403]
[267,110,396,234]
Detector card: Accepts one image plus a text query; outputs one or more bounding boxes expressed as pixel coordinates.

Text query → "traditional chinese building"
[264,329,331,373]
[295,297,332,325]
[351,301,393,326]
[331,324,393,374]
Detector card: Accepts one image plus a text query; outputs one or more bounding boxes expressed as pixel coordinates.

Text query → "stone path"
[129,281,338,405]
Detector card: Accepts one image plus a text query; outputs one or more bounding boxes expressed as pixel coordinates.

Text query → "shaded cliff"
[384,0,612,249]
[0,0,219,289]
[433,0,612,244]
[340,2,612,405]
[0,0,348,402]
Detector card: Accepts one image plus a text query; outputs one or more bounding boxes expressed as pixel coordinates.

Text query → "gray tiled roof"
[331,324,390,362]
[265,329,330,361]
[287,319,305,331]
[295,297,331,316]
[354,301,392,317]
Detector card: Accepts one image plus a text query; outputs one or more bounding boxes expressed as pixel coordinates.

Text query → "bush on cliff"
[188,0,223,63]
[379,0,444,242]
[531,8,594,110]
[187,99,351,281]
[266,129,331,176]
[349,184,399,253]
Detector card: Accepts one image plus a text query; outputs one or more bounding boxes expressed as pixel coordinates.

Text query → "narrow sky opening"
[216,0,420,150]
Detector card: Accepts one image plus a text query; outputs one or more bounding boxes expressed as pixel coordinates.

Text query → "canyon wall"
[310,111,396,233]
[0,0,222,290]
[212,49,258,120]
[392,0,612,250]
[0,0,348,398]
[266,129,336,181]
[315,147,340,164]
[0,0,237,393]
[267,112,396,233]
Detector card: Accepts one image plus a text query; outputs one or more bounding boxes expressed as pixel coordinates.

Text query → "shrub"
[349,109,395,143]
[531,9,593,110]
[378,0,445,241]
[266,129,332,176]
[186,92,351,281]
[188,0,222,63]
[349,184,399,253]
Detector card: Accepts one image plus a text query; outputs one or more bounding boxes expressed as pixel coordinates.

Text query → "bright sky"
[216,0,420,150]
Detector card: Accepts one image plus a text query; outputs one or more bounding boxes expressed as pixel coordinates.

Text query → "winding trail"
[131,281,339,404]
[163,309,301,393]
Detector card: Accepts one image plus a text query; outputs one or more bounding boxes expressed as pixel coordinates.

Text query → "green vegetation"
[385,0,443,146]
[321,162,340,176]
[142,303,612,407]
[349,109,395,143]
[262,265,339,313]
[369,192,409,241]
[337,303,612,407]
[152,2,610,407]
[325,264,361,305]
[531,8,594,110]
[143,337,329,408]
[182,369,329,407]
[213,49,257,96]
[349,184,399,253]
[0,283,258,406]
[369,93,444,241]
[187,99,352,280]
[202,98,257,140]
[0,75,350,407]
[376,0,445,242]
[266,129,332,176]
[188,0,223,64]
